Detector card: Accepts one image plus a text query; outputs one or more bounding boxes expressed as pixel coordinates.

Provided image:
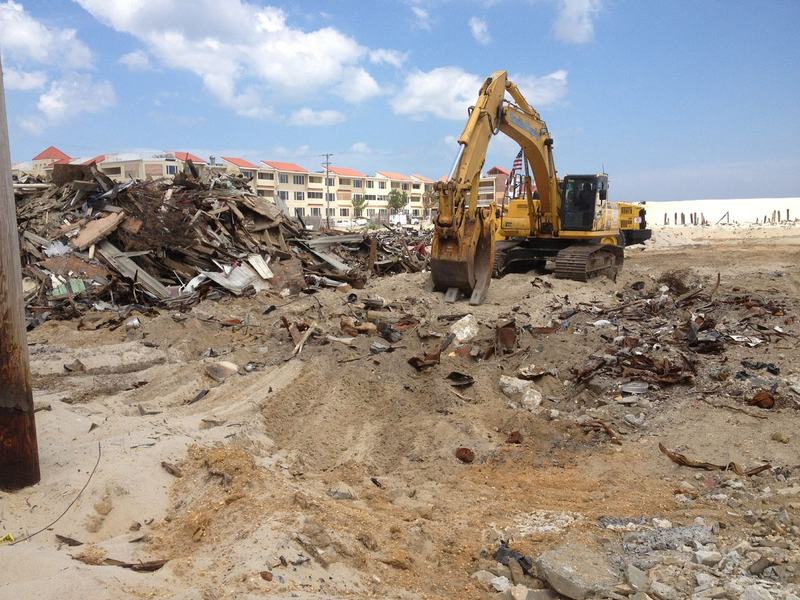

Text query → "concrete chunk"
[536,542,618,599]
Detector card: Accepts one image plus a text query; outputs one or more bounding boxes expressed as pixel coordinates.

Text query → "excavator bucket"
[430,207,496,305]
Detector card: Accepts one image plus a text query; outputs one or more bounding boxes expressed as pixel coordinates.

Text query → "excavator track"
[554,244,624,282]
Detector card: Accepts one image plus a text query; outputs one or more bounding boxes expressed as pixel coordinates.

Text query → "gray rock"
[526,591,561,600]
[536,542,618,599]
[694,572,718,589]
[508,557,526,585]
[327,482,356,500]
[491,575,512,593]
[623,525,712,554]
[631,594,653,600]
[472,570,496,590]
[649,581,680,600]
[505,584,532,600]
[694,550,722,566]
[626,564,648,592]
[741,585,773,600]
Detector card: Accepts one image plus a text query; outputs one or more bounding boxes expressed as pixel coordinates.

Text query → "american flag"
[510,150,523,176]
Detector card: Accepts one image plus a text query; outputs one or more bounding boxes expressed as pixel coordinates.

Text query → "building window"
[278,191,288,201]
[294,191,305,201]
[292,174,305,185]
[412,209,420,217]
[326,207,335,216]
[402,183,409,191]
[326,177,335,187]
[326,192,336,202]
[340,208,349,217]
[354,208,362,217]
[412,183,420,190]
[257,171,271,180]
[295,207,305,217]
[339,178,351,186]
[378,181,386,189]
[279,173,288,184]
[258,190,268,197]
[378,209,387,217]
[311,207,321,216]
[309,175,322,184]
[353,194,363,201]
[308,191,323,199]
[366,180,374,188]
[165,164,177,175]
[353,179,363,188]
[365,194,376,201]
[241,170,254,179]
[367,209,376,217]
[378,195,386,203]
[103,166,122,176]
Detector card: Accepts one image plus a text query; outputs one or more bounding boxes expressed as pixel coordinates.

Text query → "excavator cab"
[560,174,608,231]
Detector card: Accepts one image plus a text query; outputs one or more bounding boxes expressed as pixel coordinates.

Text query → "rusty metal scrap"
[658,443,771,476]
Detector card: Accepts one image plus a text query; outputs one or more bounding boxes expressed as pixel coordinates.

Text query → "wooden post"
[0,58,40,489]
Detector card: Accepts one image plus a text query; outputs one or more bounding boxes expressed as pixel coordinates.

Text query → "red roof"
[174,151,207,164]
[488,166,510,175]
[261,160,307,173]
[82,154,106,166]
[328,166,365,178]
[222,156,258,169]
[376,170,411,181]
[33,146,70,161]
[411,173,433,182]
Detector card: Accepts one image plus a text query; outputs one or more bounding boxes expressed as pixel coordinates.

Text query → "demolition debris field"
[2,175,800,600]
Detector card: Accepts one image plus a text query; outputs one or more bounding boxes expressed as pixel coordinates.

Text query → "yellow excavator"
[430,70,627,305]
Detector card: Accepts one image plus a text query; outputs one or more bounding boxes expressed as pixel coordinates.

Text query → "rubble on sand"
[14,162,430,329]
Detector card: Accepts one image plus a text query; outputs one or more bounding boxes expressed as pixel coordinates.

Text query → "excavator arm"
[430,70,560,303]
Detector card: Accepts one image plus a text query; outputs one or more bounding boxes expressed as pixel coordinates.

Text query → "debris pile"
[14,163,430,328]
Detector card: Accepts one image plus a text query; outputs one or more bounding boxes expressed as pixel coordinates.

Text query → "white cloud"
[369,48,408,68]
[0,2,116,132]
[289,108,346,126]
[272,144,312,158]
[119,49,151,71]
[391,67,482,120]
[513,70,569,107]
[553,0,601,44]
[335,67,381,103]
[2,66,47,90]
[468,17,491,45]
[410,4,431,30]
[392,67,568,121]
[0,1,92,67]
[443,135,458,146]
[350,142,371,153]
[21,73,115,133]
[74,0,390,119]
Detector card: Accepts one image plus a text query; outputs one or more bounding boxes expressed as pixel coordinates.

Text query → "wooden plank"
[70,212,126,251]
[120,215,143,234]
[96,240,171,300]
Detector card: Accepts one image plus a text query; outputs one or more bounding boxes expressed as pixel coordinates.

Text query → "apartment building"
[29,145,70,177]
[260,161,309,216]
[20,145,450,224]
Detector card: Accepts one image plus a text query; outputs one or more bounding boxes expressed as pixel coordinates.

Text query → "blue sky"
[2,0,799,200]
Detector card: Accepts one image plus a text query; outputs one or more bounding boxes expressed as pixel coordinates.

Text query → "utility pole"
[0,58,40,490]
[321,153,333,229]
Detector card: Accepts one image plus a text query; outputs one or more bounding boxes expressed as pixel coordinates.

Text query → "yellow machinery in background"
[430,70,627,304]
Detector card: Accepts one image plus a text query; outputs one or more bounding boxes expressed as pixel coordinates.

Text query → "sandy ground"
[1,225,799,599]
